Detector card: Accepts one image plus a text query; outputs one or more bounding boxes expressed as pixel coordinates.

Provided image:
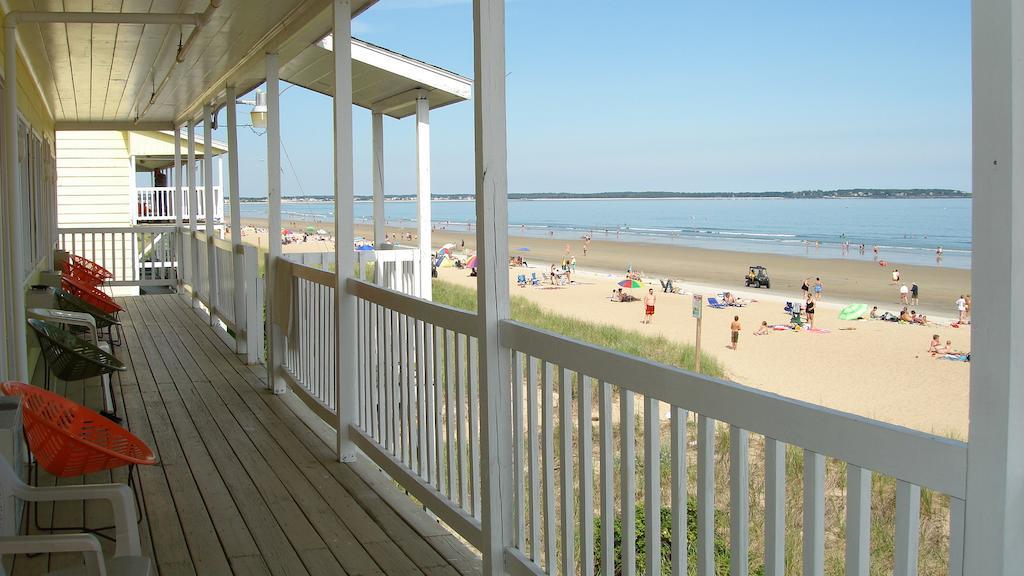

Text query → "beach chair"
[516,274,527,287]
[707,297,727,309]
[784,301,796,314]
[530,273,540,286]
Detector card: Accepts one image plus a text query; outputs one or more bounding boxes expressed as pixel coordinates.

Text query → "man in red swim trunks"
[643,288,656,324]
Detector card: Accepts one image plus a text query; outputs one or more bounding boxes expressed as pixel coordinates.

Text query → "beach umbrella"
[838,303,869,320]
[618,279,642,289]
[305,226,316,234]
[356,245,374,251]
[317,229,328,235]
[515,247,530,252]
[466,256,478,268]
[281,229,291,235]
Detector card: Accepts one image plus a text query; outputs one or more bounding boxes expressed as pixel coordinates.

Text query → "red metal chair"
[61,275,123,316]
[61,254,113,287]
[0,382,156,538]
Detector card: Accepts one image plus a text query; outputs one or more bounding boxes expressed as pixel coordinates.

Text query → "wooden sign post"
[692,294,703,374]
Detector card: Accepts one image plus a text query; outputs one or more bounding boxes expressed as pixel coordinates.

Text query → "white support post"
[173,124,184,289]
[217,155,224,221]
[473,1,512,573]
[227,86,248,357]
[965,1,1024,574]
[187,119,199,302]
[372,110,385,253]
[3,23,27,382]
[333,0,358,461]
[266,52,286,394]
[415,91,432,300]
[203,104,218,324]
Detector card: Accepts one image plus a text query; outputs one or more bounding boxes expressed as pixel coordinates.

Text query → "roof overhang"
[281,36,472,119]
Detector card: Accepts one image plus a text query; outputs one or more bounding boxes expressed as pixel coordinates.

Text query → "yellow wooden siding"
[56,131,131,228]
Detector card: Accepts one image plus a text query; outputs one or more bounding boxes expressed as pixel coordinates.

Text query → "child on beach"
[813,278,824,300]
[730,316,741,349]
[754,321,770,335]
[928,334,942,354]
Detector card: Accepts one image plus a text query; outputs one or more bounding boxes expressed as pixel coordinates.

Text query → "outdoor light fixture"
[250,90,268,129]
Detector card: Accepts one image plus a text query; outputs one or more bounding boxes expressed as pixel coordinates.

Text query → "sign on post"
[692,294,702,318]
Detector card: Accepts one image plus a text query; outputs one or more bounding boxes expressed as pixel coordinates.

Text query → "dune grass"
[431,280,724,378]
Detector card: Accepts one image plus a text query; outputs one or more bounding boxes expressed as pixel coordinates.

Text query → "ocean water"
[237,197,972,269]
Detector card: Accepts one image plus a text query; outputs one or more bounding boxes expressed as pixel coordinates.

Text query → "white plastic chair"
[0,455,152,576]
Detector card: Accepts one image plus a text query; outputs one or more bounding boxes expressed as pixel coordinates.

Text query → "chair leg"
[29,458,119,542]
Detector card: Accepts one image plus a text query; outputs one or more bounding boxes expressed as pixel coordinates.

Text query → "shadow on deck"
[11,293,481,576]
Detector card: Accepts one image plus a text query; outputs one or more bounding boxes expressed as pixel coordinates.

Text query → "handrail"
[347,278,479,336]
[291,262,335,287]
[500,319,967,498]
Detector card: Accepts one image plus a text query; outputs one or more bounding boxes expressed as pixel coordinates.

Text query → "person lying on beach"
[615,288,638,303]
[910,311,928,325]
[754,321,771,336]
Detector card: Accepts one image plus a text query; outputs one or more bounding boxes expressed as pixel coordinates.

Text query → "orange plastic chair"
[0,382,155,478]
[61,275,123,316]
[62,254,113,287]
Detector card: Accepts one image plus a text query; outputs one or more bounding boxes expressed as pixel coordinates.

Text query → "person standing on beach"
[730,316,741,349]
[643,289,656,324]
[801,278,810,299]
[956,295,967,324]
[805,296,816,329]
[900,283,910,304]
[814,277,824,300]
[892,269,900,284]
[911,282,919,306]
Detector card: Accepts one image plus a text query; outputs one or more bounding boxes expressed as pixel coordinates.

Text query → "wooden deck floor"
[11,294,481,576]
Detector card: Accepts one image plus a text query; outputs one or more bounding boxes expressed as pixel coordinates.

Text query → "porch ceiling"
[281,35,472,119]
[4,0,377,127]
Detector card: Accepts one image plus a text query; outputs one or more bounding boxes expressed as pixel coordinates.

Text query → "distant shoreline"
[235,188,970,203]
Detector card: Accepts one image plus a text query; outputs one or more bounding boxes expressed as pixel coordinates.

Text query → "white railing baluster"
[578,375,595,576]
[402,314,411,466]
[894,480,921,576]
[446,329,457,500]
[391,309,401,457]
[432,325,443,489]
[542,361,556,572]
[803,450,825,576]
[845,464,871,576]
[375,304,384,442]
[456,333,468,509]
[416,319,427,479]
[512,351,525,550]
[697,415,715,576]
[620,388,636,576]
[645,396,661,576]
[528,355,541,563]
[559,367,575,576]
[469,337,481,518]
[764,438,785,576]
[948,497,965,576]
[671,407,688,576]
[730,425,749,576]
[599,380,613,575]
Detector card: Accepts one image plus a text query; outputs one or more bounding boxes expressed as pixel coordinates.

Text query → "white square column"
[187,120,199,302]
[416,92,432,300]
[173,124,184,289]
[473,0,513,573]
[266,52,287,394]
[203,104,218,322]
[964,1,1024,573]
[372,110,385,251]
[333,0,358,461]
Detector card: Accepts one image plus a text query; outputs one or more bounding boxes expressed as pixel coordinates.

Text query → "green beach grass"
[432,280,724,378]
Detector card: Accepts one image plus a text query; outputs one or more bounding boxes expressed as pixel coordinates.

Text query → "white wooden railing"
[133,186,224,224]
[57,226,179,287]
[267,275,967,576]
[185,230,260,363]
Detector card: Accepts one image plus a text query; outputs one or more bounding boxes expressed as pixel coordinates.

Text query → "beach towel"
[707,297,727,309]
[805,328,831,334]
[771,325,792,331]
[938,354,970,362]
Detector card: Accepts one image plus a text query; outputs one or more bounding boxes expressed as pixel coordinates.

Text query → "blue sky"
[211,0,971,198]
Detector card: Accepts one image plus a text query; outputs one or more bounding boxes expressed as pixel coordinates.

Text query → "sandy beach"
[235,216,971,437]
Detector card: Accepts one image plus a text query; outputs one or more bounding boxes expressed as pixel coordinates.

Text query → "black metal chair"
[28,319,126,422]
[54,287,122,347]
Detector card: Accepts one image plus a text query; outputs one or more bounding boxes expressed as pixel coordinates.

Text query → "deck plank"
[9,293,480,576]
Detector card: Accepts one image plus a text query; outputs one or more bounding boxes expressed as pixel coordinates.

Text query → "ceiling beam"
[55,121,175,131]
[4,12,202,26]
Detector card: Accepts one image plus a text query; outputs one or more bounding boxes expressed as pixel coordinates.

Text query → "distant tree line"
[238,188,969,202]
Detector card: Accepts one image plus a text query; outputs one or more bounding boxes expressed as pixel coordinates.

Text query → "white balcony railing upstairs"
[133,186,224,224]
[57,226,179,288]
